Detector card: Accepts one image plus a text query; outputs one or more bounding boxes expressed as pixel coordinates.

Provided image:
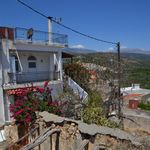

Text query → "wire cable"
[52,19,117,44]
[17,0,47,19]
[17,0,117,45]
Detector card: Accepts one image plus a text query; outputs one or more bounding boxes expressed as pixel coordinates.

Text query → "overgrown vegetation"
[64,63,90,91]
[82,91,118,128]
[64,62,118,128]
[138,101,150,111]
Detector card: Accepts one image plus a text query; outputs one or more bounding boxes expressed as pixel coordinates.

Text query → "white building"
[0,26,68,124]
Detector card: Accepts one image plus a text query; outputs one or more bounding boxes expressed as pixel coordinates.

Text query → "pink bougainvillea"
[8,81,66,126]
[44,81,49,88]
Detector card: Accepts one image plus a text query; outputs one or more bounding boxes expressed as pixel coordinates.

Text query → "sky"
[1,0,150,51]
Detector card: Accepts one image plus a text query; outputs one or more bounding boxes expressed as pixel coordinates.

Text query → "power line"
[17,0,47,19]
[52,20,117,44]
[17,0,117,45]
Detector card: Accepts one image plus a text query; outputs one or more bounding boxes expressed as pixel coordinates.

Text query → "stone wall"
[31,112,144,150]
[4,112,149,150]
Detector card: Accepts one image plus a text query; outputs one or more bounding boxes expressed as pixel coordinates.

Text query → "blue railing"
[14,27,68,46]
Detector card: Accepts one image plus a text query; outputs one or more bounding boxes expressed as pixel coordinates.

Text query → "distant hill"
[64,48,150,89]
[63,47,97,55]
[120,48,150,55]
[121,53,150,62]
[63,47,150,56]
[63,47,150,66]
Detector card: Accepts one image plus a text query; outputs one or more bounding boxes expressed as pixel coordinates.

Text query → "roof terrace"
[0,27,68,47]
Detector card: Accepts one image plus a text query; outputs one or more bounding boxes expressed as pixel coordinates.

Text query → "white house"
[0,26,68,124]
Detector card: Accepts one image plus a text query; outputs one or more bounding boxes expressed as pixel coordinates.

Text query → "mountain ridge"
[64,47,150,55]
[120,48,150,55]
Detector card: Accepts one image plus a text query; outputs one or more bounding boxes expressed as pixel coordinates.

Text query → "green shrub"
[82,91,118,128]
[138,102,150,111]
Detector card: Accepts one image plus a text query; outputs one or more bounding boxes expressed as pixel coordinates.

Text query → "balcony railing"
[8,71,60,83]
[14,27,68,46]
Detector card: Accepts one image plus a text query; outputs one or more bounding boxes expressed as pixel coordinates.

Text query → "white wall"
[1,39,11,83]
[0,40,3,85]
[18,52,51,72]
[67,77,88,102]
[0,39,10,124]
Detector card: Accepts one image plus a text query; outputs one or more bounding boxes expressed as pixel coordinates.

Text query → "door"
[27,56,37,82]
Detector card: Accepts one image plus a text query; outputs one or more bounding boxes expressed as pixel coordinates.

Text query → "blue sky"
[1,0,150,51]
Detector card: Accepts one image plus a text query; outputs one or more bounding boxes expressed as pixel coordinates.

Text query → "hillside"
[72,52,150,89]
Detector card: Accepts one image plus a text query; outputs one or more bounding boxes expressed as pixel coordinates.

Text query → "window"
[28,62,36,68]
[28,56,37,68]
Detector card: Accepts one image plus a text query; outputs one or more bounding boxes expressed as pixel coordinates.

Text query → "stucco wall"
[18,52,50,72]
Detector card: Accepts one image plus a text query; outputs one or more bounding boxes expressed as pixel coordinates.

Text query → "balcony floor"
[3,80,62,90]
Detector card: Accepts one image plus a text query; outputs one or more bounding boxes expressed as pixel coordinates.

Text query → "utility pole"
[117,42,121,119]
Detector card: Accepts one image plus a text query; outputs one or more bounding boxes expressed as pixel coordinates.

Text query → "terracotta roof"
[124,93,143,99]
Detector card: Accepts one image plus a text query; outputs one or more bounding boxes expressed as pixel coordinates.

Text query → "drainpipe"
[48,16,52,44]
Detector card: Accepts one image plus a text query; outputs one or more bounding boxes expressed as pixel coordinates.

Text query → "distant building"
[121,84,150,107]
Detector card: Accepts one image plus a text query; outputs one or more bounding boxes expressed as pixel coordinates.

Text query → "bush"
[38,100,65,116]
[82,91,118,128]
[8,81,66,126]
[9,99,36,125]
[138,102,150,111]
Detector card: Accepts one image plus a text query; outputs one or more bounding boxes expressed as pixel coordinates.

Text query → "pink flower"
[15,109,24,116]
[25,106,32,111]
[24,117,31,123]
[36,87,45,94]
[25,112,30,117]
[44,81,49,88]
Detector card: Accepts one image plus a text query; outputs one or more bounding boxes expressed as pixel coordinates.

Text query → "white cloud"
[71,44,85,49]
[140,48,145,51]
[108,47,114,50]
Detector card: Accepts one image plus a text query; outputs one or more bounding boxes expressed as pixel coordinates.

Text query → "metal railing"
[8,71,60,83]
[14,27,68,46]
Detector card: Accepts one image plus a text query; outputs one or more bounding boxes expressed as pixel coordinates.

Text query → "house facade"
[0,27,68,124]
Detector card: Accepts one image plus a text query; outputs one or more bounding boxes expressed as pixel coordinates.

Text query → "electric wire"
[17,0,47,19]
[17,0,117,45]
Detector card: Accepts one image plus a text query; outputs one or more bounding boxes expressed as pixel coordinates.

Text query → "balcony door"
[27,56,37,81]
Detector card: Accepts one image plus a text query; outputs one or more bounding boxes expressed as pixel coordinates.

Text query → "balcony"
[0,27,68,46]
[8,71,60,84]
